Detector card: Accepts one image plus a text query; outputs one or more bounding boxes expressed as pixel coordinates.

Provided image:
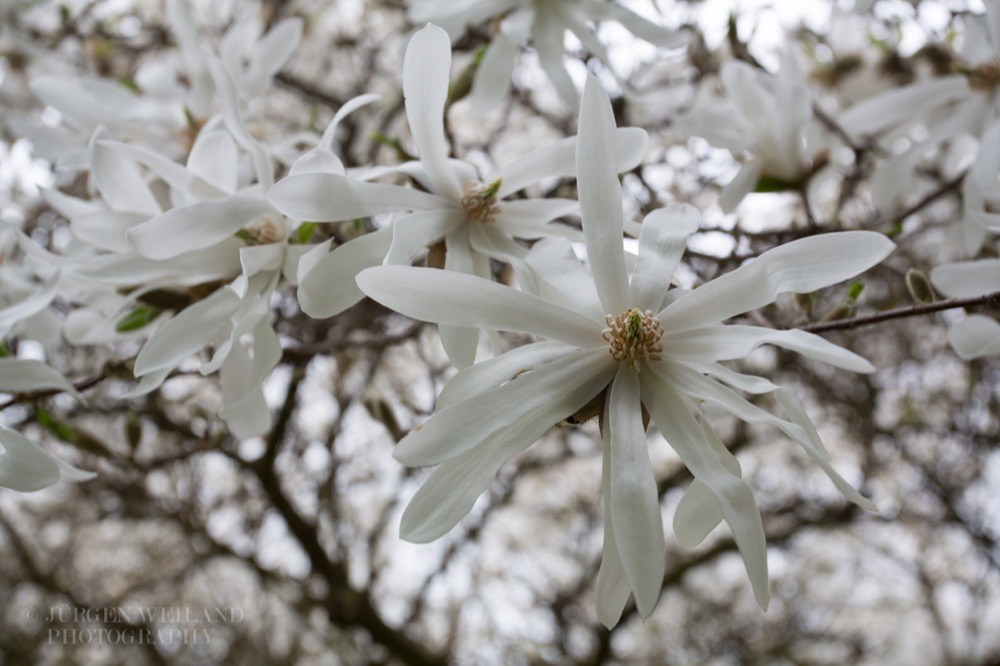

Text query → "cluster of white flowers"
[8,0,1000,627]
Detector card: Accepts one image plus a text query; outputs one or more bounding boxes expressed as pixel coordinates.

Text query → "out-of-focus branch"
[799,291,1000,334]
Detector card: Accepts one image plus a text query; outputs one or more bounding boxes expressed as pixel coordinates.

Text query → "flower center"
[237,215,286,245]
[960,58,1000,90]
[602,308,663,371]
[461,178,502,222]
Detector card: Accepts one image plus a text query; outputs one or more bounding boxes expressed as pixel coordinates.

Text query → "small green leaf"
[295,221,318,244]
[0,341,8,358]
[754,174,800,193]
[115,305,163,333]
[846,280,865,302]
[372,132,414,161]
[37,406,77,443]
[448,43,488,105]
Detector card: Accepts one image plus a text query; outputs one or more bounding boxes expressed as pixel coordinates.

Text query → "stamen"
[601,308,664,371]
[237,215,286,245]
[461,178,502,222]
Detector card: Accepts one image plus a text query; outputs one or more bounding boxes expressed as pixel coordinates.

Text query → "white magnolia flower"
[931,260,1000,358]
[838,6,1000,215]
[357,76,894,625]
[407,1,682,110]
[680,45,814,213]
[267,24,647,367]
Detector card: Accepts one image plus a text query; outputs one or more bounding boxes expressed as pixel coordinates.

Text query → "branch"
[800,291,1000,334]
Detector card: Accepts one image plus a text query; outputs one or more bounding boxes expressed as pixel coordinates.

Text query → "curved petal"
[674,418,742,547]
[496,128,647,197]
[534,12,579,109]
[399,351,610,542]
[837,75,968,136]
[523,237,604,321]
[470,32,517,112]
[664,325,876,373]
[0,428,61,492]
[133,289,240,376]
[385,209,465,266]
[607,367,665,619]
[660,231,895,331]
[0,359,81,400]
[127,195,274,260]
[596,437,632,629]
[491,199,580,236]
[719,160,763,214]
[946,314,1000,359]
[267,173,445,221]
[72,211,148,252]
[296,227,393,318]
[404,24,462,200]
[357,266,604,348]
[394,349,614,467]
[930,259,1000,298]
[629,204,700,313]
[436,341,575,410]
[88,128,161,215]
[439,225,481,368]
[188,129,239,195]
[641,375,769,610]
[578,76,630,315]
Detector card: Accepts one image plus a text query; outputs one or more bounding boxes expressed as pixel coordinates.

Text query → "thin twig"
[800,291,1000,334]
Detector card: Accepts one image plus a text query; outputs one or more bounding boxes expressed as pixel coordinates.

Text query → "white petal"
[385,209,464,266]
[773,390,877,510]
[133,289,240,376]
[607,367,665,619]
[204,53,273,189]
[439,225,480,368]
[399,353,609,542]
[72,211,148,252]
[946,314,1000,359]
[188,129,239,194]
[837,75,968,136]
[436,341,575,410]
[0,359,81,400]
[78,243,243,286]
[578,76,630,315]
[297,228,394,318]
[930,259,1000,298]
[470,32,517,112]
[673,415,743,547]
[404,24,462,200]
[673,481,722,548]
[394,349,614,466]
[589,0,684,48]
[128,195,274,260]
[0,272,60,339]
[534,14,579,109]
[0,427,61,491]
[596,438,631,629]
[719,160,764,214]
[684,361,779,394]
[319,93,382,151]
[496,128,647,198]
[88,128,161,215]
[641,375,769,610]
[665,325,876,373]
[267,173,445,221]
[100,139,226,200]
[357,266,603,348]
[629,204,700,313]
[523,237,604,321]
[974,120,1000,189]
[242,17,303,97]
[491,199,580,237]
[660,231,895,331]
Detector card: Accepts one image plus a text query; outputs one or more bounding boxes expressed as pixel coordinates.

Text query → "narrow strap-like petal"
[578,76,630,316]
[607,367,665,619]
[629,204,700,313]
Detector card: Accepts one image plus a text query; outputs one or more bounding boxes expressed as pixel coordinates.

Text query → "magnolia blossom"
[357,77,894,625]
[12,0,301,171]
[267,24,646,367]
[407,1,682,110]
[838,5,1000,215]
[931,260,1000,358]
[680,45,814,213]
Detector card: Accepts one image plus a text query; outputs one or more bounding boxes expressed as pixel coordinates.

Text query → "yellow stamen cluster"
[461,178,502,222]
[602,308,663,371]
